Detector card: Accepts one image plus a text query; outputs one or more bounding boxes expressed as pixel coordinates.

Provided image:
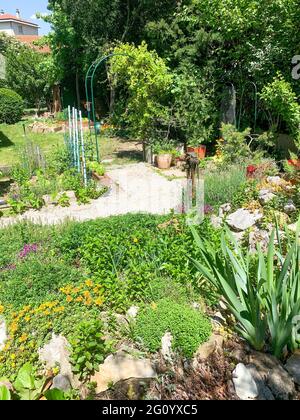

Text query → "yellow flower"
[10,353,16,360]
[93,287,99,294]
[53,306,65,313]
[83,290,91,298]
[75,296,83,303]
[11,362,16,368]
[0,304,4,314]
[19,333,28,343]
[10,322,18,333]
[85,279,93,287]
[94,297,104,306]
[43,310,51,316]
[24,315,31,322]
[66,295,73,303]
[133,237,139,243]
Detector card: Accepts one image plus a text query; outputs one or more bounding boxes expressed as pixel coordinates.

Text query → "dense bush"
[0,88,24,124]
[133,298,212,357]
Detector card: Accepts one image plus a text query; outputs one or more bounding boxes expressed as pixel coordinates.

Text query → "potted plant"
[153,141,174,170]
[187,138,206,159]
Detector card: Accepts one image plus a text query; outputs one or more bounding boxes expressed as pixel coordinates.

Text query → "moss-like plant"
[133,298,212,358]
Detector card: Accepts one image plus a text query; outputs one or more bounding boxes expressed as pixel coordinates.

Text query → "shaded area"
[115,149,143,162]
[0,131,14,148]
[0,178,12,197]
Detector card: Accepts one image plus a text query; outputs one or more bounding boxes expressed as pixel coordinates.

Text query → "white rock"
[249,229,269,253]
[161,332,173,362]
[288,223,298,233]
[91,351,156,393]
[227,209,263,232]
[0,318,7,351]
[38,333,79,388]
[232,363,259,400]
[267,176,283,186]
[210,215,222,229]
[284,200,296,215]
[218,203,232,218]
[126,306,139,319]
[258,189,276,205]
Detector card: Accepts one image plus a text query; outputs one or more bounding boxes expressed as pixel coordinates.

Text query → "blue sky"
[0,0,51,35]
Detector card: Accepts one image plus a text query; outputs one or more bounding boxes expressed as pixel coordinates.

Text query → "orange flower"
[66,295,73,303]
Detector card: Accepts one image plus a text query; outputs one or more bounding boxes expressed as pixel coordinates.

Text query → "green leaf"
[0,385,11,400]
[44,389,66,400]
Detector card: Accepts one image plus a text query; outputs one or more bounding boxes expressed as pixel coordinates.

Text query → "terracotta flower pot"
[157,153,172,170]
[288,159,300,169]
[187,145,206,159]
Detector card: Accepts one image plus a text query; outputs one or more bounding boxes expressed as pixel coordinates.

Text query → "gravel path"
[0,163,186,228]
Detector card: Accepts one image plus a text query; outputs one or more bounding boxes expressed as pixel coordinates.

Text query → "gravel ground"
[0,163,186,228]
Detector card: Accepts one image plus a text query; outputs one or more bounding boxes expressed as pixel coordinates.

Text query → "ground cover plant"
[133,298,212,357]
[0,214,221,380]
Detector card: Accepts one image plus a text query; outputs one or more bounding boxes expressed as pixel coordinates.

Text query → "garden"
[0,0,300,401]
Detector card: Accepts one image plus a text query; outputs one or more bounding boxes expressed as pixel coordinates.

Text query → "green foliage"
[4,41,58,110]
[58,214,221,310]
[57,192,70,208]
[217,124,251,164]
[0,253,84,309]
[204,164,247,207]
[0,385,11,400]
[110,42,173,140]
[87,161,105,177]
[260,74,300,142]
[0,363,68,400]
[191,221,300,358]
[134,298,212,357]
[172,71,216,145]
[70,319,110,380]
[13,363,44,400]
[0,88,24,124]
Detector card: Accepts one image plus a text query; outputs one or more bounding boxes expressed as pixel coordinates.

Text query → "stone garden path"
[0,163,186,228]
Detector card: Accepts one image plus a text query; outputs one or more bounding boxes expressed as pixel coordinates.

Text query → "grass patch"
[0,121,64,166]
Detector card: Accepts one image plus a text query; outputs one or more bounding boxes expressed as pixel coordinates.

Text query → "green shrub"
[70,319,110,380]
[133,298,212,357]
[0,88,24,124]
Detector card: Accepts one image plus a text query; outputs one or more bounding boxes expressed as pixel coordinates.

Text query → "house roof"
[15,35,50,54]
[0,14,39,28]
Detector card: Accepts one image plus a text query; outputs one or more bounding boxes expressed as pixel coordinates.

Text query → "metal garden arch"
[85,53,133,162]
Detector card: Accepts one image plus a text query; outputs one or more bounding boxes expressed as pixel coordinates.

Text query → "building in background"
[0,9,39,36]
[0,9,49,52]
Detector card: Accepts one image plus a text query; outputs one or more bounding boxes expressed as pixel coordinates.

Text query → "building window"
[17,25,23,34]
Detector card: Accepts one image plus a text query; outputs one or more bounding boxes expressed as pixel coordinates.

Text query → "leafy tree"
[109,42,173,140]
[5,42,58,112]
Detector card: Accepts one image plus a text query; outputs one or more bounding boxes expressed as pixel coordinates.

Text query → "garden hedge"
[0,88,24,124]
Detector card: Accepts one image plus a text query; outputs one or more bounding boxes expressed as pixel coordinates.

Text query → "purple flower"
[204,204,214,214]
[19,243,38,259]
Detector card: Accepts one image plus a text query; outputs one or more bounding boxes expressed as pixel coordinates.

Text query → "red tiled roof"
[0,14,38,27]
[15,35,50,54]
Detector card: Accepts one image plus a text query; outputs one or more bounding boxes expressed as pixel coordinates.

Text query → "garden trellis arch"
[85,53,133,162]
